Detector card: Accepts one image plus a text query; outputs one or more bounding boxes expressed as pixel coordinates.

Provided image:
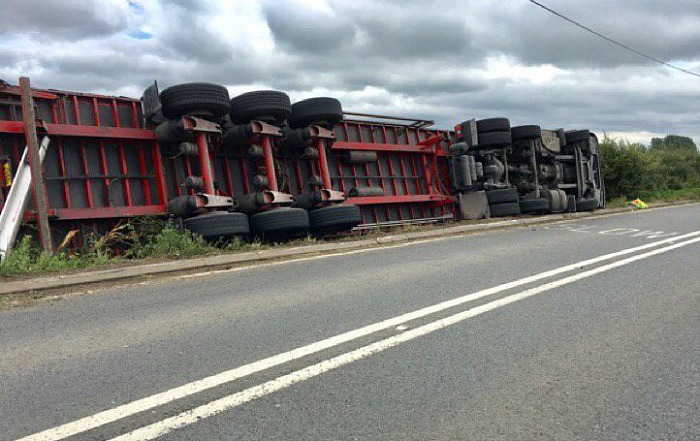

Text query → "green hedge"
[599,135,700,200]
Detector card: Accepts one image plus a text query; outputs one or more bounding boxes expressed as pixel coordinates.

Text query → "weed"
[126,225,215,259]
[0,236,115,277]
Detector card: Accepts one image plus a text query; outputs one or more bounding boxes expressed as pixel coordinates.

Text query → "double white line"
[17,231,700,441]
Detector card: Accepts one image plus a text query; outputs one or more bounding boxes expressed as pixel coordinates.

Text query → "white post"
[0,136,51,259]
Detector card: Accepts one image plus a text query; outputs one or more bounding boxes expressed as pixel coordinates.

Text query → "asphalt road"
[2,204,699,440]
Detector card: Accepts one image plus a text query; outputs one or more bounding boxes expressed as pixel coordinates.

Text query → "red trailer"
[0,81,455,248]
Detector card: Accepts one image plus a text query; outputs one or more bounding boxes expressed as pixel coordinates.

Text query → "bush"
[600,134,700,201]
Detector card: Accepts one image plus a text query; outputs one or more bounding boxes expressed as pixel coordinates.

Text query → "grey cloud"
[3,0,700,143]
[0,0,129,39]
[336,2,474,59]
[477,1,700,67]
[262,4,357,54]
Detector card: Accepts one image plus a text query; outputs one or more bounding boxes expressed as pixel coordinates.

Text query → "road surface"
[2,204,699,440]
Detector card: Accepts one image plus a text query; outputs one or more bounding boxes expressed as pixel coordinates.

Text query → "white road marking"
[14,230,700,441]
[108,234,700,441]
[544,223,678,240]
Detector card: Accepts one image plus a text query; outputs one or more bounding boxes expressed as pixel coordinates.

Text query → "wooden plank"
[19,77,53,253]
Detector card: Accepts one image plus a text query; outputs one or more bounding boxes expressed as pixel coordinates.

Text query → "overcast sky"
[2,0,700,144]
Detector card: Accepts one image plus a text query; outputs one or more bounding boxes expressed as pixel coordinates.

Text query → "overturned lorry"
[447,117,605,219]
[0,80,603,251]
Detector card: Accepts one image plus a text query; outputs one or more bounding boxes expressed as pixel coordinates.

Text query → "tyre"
[477,131,511,148]
[564,129,590,144]
[250,207,310,239]
[489,202,521,217]
[289,97,343,129]
[476,117,510,133]
[159,82,230,119]
[576,197,598,212]
[519,197,549,214]
[511,125,541,139]
[183,211,250,240]
[309,204,362,234]
[542,189,567,213]
[486,188,519,204]
[229,90,291,125]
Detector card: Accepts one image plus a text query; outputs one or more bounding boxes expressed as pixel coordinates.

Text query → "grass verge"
[0,219,269,278]
[2,194,698,279]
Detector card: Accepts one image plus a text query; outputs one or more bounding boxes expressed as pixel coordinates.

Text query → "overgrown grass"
[124,225,219,259]
[641,187,700,203]
[0,235,113,277]
[605,188,700,209]
[0,218,260,278]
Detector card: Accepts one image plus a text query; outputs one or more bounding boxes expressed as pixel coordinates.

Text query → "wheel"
[229,90,291,125]
[542,189,567,213]
[309,204,362,234]
[183,211,250,240]
[519,197,549,214]
[477,131,511,148]
[489,202,521,217]
[486,188,519,204]
[476,117,510,133]
[159,83,230,119]
[250,207,310,239]
[511,125,541,139]
[564,129,590,144]
[576,197,599,212]
[289,97,343,129]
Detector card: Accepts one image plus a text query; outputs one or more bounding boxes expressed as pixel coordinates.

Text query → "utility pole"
[19,76,53,254]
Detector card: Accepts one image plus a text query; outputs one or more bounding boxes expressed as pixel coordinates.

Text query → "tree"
[649,135,697,153]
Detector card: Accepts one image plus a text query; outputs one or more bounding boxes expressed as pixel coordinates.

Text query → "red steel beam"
[0,121,155,140]
[347,194,451,205]
[260,135,278,191]
[333,141,434,154]
[195,132,216,194]
[47,205,166,220]
[0,85,57,100]
[151,141,167,205]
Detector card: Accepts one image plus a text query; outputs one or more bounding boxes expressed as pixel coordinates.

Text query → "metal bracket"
[320,188,346,203]
[181,116,221,134]
[262,190,295,205]
[249,120,283,137]
[307,125,336,140]
[192,193,234,209]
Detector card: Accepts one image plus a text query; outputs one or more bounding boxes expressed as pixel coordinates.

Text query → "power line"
[527,0,700,79]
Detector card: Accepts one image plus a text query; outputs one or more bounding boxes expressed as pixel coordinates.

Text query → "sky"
[2,0,700,145]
